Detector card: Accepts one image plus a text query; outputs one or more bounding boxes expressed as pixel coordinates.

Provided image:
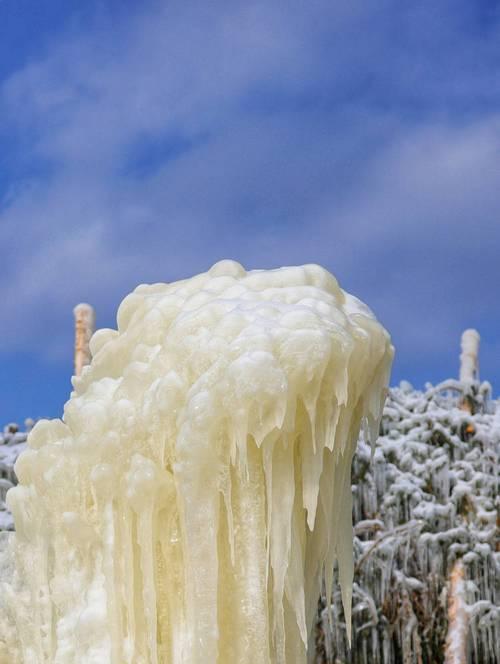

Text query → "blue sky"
[1,0,499,423]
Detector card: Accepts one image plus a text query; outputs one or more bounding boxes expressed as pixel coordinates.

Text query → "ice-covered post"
[1,262,393,664]
[459,329,479,384]
[73,303,95,377]
[459,329,480,414]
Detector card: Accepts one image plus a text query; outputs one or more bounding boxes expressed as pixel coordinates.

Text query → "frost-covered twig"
[354,521,423,573]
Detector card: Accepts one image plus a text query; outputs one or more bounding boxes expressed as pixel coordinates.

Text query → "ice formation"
[0,261,393,664]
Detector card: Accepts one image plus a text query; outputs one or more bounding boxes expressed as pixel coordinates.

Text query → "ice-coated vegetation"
[0,423,30,532]
[315,380,499,664]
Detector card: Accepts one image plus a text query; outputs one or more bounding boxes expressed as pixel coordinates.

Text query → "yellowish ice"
[0,260,393,664]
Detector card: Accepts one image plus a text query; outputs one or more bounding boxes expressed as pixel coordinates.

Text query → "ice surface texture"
[0,261,393,664]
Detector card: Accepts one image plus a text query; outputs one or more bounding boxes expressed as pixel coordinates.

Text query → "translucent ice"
[0,261,393,664]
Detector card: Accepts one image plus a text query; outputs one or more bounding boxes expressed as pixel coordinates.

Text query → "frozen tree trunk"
[444,559,468,664]
[73,303,95,377]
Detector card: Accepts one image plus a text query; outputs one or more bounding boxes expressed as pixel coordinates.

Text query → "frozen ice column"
[0,261,393,664]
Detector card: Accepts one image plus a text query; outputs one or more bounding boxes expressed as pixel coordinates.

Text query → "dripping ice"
[0,260,393,664]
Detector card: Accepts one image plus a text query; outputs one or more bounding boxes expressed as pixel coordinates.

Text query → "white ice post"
[73,303,95,377]
[459,329,480,384]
